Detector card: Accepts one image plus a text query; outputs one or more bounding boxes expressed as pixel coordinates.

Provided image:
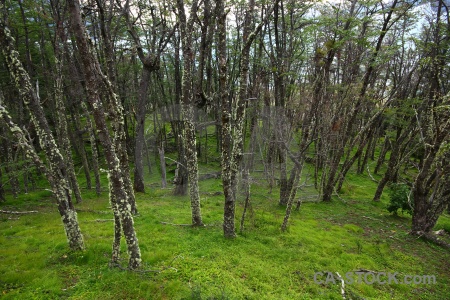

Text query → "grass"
[1,162,449,299]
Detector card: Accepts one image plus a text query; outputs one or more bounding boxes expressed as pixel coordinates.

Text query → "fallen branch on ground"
[0,210,38,214]
[161,222,193,227]
[76,209,110,214]
[362,215,381,221]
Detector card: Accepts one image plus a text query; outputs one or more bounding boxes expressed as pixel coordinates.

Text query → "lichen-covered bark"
[412,144,450,234]
[67,0,141,269]
[411,0,450,234]
[216,0,234,237]
[109,178,122,265]
[115,132,138,215]
[173,120,189,195]
[0,10,85,251]
[176,0,203,227]
[0,104,85,250]
[220,0,270,237]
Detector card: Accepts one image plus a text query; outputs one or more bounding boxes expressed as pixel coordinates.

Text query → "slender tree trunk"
[281,163,302,232]
[0,161,4,202]
[158,145,167,188]
[4,143,19,198]
[67,0,141,268]
[68,114,92,190]
[176,0,203,226]
[0,26,85,251]
[54,55,83,204]
[374,136,390,174]
[217,0,234,237]
[133,66,151,193]
[239,169,251,233]
[81,102,102,196]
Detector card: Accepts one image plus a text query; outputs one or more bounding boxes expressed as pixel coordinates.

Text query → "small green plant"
[387,183,413,215]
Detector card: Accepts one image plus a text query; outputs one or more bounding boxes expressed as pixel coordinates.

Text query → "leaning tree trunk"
[67,0,141,269]
[281,163,302,232]
[0,104,85,250]
[0,22,85,250]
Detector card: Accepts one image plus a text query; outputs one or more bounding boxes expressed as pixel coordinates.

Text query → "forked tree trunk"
[67,0,141,269]
[121,2,160,194]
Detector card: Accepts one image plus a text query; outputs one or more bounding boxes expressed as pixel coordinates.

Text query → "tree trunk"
[158,145,167,188]
[281,164,302,232]
[0,168,4,202]
[176,0,203,227]
[4,142,19,198]
[217,0,234,237]
[54,55,83,204]
[133,66,151,193]
[0,97,84,252]
[81,102,102,196]
[67,0,141,268]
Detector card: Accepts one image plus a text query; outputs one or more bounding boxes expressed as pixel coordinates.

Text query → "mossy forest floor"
[1,163,449,299]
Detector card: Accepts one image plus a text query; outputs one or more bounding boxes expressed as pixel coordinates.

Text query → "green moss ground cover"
[0,166,449,299]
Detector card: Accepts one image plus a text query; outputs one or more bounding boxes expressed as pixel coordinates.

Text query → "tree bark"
[133,66,151,193]
[176,0,203,227]
[67,0,141,269]
[0,104,85,251]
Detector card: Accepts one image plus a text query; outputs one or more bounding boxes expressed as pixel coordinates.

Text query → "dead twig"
[366,165,378,183]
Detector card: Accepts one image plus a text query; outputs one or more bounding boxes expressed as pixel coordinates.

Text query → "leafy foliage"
[387,183,413,215]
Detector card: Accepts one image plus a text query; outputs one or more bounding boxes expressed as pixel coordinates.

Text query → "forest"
[0,0,449,299]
